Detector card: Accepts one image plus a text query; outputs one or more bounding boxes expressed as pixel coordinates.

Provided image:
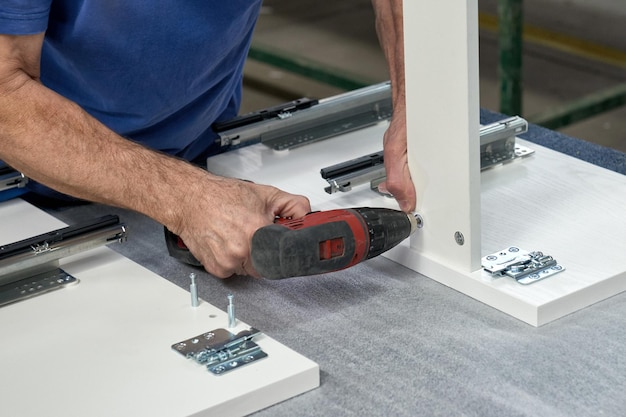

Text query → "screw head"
[414,213,424,228]
[454,231,465,246]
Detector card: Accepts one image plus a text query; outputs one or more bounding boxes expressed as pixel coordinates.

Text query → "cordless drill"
[165,207,420,279]
[251,207,419,279]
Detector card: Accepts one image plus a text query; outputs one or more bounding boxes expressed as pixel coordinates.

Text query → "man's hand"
[377,109,416,212]
[171,173,310,278]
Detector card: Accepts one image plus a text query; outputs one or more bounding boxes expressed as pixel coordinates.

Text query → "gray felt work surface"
[46,112,626,417]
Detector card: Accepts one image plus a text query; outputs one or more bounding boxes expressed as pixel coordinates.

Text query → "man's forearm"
[0,33,312,278]
[0,71,207,233]
[371,0,405,115]
[371,0,416,212]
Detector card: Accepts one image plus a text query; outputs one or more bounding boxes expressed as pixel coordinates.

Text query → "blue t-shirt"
[0,0,262,163]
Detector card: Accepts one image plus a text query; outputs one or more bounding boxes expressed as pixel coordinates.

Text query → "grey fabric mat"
[46,112,626,416]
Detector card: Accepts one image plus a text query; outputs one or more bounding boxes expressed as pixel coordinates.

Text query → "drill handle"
[251,221,358,279]
[164,227,202,267]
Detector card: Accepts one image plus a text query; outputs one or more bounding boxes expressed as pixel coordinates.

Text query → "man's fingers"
[270,191,311,220]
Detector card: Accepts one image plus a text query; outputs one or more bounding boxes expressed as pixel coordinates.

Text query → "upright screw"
[190,273,199,308]
[227,294,236,328]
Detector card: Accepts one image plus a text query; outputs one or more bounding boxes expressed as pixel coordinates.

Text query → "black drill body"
[250,207,417,279]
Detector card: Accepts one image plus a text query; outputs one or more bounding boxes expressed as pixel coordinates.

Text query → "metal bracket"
[172,327,267,375]
[215,82,393,150]
[321,151,386,194]
[321,116,532,194]
[0,215,127,306]
[481,247,565,284]
[0,166,28,192]
[480,116,531,170]
[0,268,77,307]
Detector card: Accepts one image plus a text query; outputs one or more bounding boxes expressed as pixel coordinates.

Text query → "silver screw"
[227,294,236,328]
[413,213,424,229]
[454,231,465,246]
[190,273,199,308]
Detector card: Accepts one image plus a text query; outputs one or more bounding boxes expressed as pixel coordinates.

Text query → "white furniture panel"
[208,124,626,326]
[0,199,319,417]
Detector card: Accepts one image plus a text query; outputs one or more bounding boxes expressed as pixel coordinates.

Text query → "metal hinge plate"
[481,247,565,284]
[172,327,267,375]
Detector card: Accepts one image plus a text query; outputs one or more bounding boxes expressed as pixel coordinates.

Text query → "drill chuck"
[251,207,418,279]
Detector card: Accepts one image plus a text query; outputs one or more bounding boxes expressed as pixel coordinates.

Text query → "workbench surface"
[42,110,626,417]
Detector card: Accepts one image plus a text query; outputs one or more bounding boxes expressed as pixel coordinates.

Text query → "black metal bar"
[247,43,372,91]
[528,82,626,130]
[498,0,524,116]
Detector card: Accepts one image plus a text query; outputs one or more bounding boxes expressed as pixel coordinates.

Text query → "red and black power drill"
[165,207,420,279]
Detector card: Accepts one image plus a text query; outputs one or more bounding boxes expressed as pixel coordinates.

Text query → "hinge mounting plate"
[172,327,267,375]
[481,247,565,284]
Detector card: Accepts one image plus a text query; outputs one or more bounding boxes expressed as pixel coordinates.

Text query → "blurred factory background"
[241,0,626,152]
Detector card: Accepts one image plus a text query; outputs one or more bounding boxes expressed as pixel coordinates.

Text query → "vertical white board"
[403,0,481,272]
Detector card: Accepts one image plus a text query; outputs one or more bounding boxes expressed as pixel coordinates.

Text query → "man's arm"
[371,0,416,212]
[0,33,310,278]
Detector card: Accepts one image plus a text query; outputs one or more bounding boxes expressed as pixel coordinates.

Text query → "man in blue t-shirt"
[0,1,413,278]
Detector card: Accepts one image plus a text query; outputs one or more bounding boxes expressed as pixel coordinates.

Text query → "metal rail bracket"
[0,215,127,307]
[321,116,532,195]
